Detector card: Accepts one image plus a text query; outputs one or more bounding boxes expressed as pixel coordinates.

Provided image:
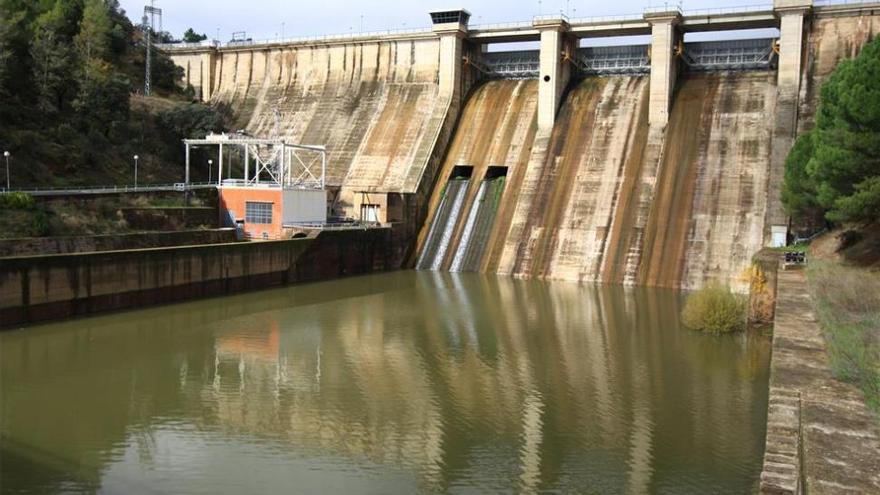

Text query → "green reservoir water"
[0,271,770,494]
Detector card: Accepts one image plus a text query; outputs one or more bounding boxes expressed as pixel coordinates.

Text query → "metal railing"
[681,4,774,16]
[470,20,534,31]
[0,182,217,196]
[569,13,645,24]
[155,40,219,50]
[814,0,880,6]
[682,38,778,71]
[533,13,569,22]
[158,27,434,51]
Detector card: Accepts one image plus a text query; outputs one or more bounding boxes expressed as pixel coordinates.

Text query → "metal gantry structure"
[142,0,163,96]
[473,37,777,81]
[477,50,541,79]
[578,45,651,75]
[681,38,779,71]
[183,134,326,190]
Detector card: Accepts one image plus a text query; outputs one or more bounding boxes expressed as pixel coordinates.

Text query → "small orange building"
[184,134,328,239]
[220,185,327,239]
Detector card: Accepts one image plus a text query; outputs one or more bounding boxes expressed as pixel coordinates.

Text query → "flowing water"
[417,180,470,271]
[0,272,770,494]
[450,177,505,272]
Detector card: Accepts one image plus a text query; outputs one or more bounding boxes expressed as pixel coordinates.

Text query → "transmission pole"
[143,1,163,96]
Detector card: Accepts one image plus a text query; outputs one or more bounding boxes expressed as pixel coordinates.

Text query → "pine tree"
[783,35,880,224]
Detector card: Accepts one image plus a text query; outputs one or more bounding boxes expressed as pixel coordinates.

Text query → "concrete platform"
[760,269,880,494]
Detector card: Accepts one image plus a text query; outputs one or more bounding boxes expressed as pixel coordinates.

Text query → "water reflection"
[0,271,770,494]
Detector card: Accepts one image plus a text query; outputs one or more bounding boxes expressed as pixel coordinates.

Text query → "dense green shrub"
[0,192,35,209]
[782,35,880,225]
[681,284,746,334]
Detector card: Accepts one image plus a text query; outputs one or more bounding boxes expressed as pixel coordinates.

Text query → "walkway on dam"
[760,269,880,494]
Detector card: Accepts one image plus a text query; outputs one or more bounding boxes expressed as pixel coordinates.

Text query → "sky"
[118,0,773,43]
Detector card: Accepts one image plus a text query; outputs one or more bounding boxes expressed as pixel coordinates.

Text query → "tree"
[182,28,207,43]
[30,4,77,118]
[783,35,880,225]
[75,0,112,64]
[73,0,130,138]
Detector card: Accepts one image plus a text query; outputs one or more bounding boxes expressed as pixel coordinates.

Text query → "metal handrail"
[470,21,534,30]
[219,27,432,49]
[681,4,774,16]
[569,13,645,24]
[814,0,880,6]
[0,182,218,196]
[533,13,570,22]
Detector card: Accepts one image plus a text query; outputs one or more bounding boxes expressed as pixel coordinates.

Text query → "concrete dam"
[165,0,880,291]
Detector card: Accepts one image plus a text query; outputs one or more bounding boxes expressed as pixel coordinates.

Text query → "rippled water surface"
[0,271,770,494]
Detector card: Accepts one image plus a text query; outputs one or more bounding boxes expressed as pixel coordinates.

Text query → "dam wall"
[496,76,652,282]
[164,2,880,290]
[639,72,776,291]
[210,39,444,197]
[798,6,880,130]
[416,79,538,272]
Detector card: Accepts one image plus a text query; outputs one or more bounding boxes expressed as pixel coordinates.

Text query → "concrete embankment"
[0,229,237,257]
[760,269,880,494]
[0,229,391,328]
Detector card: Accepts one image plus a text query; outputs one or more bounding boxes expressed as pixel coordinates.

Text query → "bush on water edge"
[807,260,880,413]
[682,284,747,334]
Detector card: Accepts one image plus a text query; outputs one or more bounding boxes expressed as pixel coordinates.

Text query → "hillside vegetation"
[0,0,227,188]
[782,35,880,227]
[783,34,880,413]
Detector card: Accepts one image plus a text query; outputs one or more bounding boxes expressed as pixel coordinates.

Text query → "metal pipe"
[218,144,224,185]
[244,145,250,184]
[185,144,191,186]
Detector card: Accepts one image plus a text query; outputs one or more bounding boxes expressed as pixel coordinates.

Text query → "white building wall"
[283,189,328,224]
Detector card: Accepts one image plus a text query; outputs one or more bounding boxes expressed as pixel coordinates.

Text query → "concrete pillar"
[432,11,469,106]
[645,11,682,126]
[200,50,217,102]
[534,18,573,130]
[767,0,812,244]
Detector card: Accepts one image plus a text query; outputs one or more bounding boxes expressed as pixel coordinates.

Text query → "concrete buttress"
[535,18,575,131]
[768,0,812,246]
[646,11,682,126]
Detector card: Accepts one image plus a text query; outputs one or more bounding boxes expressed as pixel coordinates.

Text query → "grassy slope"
[807,227,880,413]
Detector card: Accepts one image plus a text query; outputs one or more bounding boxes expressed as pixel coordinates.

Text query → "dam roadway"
[161,0,880,291]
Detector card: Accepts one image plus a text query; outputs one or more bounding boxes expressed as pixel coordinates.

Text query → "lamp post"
[3,151,9,191]
[208,159,213,183]
[133,155,139,188]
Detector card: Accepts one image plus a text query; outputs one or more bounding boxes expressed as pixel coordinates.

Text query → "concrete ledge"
[0,229,238,257]
[0,228,392,329]
[760,269,880,494]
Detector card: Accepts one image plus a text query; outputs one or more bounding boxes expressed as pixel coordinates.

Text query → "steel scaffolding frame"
[183,135,326,190]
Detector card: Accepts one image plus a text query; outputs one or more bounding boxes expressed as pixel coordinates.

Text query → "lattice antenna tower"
[142,0,163,96]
